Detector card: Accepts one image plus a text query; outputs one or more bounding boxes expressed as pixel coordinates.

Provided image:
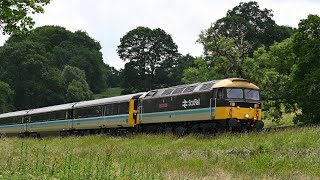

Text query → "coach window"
[52,111,67,120]
[77,106,102,118]
[105,104,118,116]
[112,104,118,115]
[0,117,11,125]
[119,102,129,114]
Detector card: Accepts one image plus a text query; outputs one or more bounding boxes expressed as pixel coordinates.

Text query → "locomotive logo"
[182,98,201,108]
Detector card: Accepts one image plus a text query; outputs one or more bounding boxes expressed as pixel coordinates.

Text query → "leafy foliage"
[291,14,320,123]
[0,0,50,34]
[0,81,14,113]
[118,26,179,93]
[221,1,293,50]
[0,26,106,109]
[242,38,296,121]
[198,31,251,78]
[62,66,93,102]
[182,57,223,83]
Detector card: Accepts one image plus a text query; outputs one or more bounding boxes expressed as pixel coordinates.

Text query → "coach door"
[128,99,139,127]
[67,109,73,130]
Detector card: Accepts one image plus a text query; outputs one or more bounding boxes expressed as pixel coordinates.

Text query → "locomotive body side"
[137,78,263,133]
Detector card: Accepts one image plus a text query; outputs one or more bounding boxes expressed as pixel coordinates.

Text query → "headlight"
[245,114,249,118]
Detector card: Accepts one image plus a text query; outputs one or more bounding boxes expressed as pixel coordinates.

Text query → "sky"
[0,0,319,69]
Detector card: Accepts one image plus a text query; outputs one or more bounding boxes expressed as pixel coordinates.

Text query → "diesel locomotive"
[0,78,263,137]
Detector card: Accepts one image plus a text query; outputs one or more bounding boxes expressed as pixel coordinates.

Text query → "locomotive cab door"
[211,89,217,120]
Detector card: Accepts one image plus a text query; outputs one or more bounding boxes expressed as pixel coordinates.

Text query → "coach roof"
[73,93,145,108]
[0,110,28,119]
[28,103,76,115]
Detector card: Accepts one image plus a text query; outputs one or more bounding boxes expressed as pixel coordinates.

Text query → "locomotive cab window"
[244,89,260,100]
[226,88,243,99]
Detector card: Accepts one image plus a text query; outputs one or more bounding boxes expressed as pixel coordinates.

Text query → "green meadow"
[0,127,319,179]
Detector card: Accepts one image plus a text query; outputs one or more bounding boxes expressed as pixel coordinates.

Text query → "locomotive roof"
[28,103,76,115]
[143,78,259,99]
[0,110,29,119]
[73,92,146,108]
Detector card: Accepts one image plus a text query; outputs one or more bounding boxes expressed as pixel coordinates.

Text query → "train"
[0,78,263,137]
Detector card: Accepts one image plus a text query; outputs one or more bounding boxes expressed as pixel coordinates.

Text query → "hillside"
[0,127,319,179]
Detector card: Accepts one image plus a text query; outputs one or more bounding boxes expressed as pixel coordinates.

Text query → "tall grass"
[0,127,320,179]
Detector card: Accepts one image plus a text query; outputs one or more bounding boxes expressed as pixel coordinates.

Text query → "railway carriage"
[0,93,145,137]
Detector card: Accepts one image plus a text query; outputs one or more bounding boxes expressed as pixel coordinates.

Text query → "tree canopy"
[0,0,50,34]
[0,25,108,110]
[117,26,179,93]
[291,14,320,123]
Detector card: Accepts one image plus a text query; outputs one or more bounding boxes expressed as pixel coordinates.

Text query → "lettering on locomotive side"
[182,98,201,108]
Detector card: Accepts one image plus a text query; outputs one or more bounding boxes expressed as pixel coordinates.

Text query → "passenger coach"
[0,93,145,137]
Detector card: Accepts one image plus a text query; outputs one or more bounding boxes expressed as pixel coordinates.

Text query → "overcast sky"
[0,0,319,69]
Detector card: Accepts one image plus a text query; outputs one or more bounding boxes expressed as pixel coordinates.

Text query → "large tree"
[191,1,293,80]
[291,14,320,123]
[5,26,107,93]
[0,26,106,109]
[117,26,179,92]
[242,38,296,121]
[215,1,293,50]
[0,0,50,34]
[198,31,251,78]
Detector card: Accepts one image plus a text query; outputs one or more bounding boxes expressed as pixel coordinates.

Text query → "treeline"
[0,1,320,124]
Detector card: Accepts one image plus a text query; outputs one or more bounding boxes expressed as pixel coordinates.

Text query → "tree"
[198,30,251,78]
[120,61,142,94]
[0,81,14,113]
[168,54,196,85]
[0,40,49,109]
[221,1,293,50]
[242,38,296,121]
[182,57,223,84]
[117,26,179,91]
[0,26,104,109]
[104,64,121,88]
[291,14,320,123]
[5,26,107,93]
[62,65,93,102]
[0,0,50,34]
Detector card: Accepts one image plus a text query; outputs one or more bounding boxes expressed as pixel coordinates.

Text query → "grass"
[93,87,123,99]
[1,127,320,179]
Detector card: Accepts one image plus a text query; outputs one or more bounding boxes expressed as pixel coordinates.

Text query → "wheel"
[228,119,238,128]
[174,127,187,136]
[253,120,264,132]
